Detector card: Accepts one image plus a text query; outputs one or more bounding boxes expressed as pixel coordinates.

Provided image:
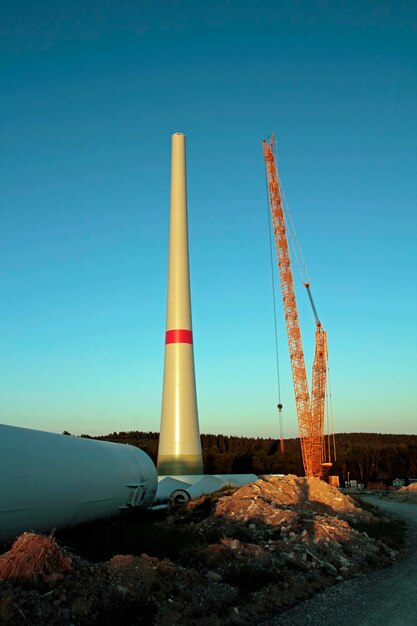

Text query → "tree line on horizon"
[75,431,417,485]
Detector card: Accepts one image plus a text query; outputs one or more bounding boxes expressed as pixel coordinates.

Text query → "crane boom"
[262,135,329,478]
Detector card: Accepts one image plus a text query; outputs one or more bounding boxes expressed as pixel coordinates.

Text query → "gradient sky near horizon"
[1,1,416,439]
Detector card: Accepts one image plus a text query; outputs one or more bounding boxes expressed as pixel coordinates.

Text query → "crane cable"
[326,359,337,461]
[280,184,310,288]
[273,147,319,323]
[264,168,284,452]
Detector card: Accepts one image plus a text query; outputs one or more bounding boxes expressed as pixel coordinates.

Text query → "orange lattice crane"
[262,135,334,478]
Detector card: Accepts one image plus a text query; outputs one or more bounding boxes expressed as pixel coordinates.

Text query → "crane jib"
[304,283,320,326]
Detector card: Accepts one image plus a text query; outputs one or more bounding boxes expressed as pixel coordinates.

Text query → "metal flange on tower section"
[157,133,204,476]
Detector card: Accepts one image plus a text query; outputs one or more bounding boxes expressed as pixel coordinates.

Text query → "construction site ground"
[0,476,407,625]
[266,494,417,626]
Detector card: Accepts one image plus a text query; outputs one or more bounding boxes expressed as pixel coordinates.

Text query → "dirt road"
[266,496,417,626]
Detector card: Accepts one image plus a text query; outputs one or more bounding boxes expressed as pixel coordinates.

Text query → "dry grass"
[0,532,72,581]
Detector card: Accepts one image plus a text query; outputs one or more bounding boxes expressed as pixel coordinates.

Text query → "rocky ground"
[0,476,403,625]
[263,495,417,626]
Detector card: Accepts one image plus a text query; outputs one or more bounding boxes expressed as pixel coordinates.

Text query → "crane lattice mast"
[262,135,330,478]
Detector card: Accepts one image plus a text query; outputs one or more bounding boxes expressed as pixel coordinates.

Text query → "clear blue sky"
[1,1,416,438]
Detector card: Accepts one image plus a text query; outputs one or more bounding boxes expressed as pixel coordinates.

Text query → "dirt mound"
[209,475,370,526]
[0,476,402,625]
[0,532,72,581]
[390,483,417,502]
[398,483,417,493]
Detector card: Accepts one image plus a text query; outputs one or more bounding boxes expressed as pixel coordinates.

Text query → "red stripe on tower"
[165,329,193,345]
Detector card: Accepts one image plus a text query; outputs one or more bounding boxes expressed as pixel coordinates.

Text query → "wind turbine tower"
[157,133,204,476]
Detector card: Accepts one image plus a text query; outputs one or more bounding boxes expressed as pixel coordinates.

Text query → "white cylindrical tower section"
[0,424,158,541]
[157,133,203,475]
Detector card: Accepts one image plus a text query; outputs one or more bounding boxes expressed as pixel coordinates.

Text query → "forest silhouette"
[74,431,417,485]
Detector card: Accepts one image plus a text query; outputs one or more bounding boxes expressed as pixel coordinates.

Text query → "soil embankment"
[0,477,403,625]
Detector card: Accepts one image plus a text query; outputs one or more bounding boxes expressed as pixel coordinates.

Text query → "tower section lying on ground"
[0,423,158,540]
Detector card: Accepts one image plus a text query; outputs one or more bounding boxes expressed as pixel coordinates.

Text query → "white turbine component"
[0,424,158,541]
[152,473,259,507]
